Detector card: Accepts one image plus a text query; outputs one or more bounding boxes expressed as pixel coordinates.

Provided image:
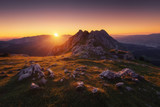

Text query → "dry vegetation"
[0,54,160,107]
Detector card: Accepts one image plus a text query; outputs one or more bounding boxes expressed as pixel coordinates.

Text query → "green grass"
[0,55,160,107]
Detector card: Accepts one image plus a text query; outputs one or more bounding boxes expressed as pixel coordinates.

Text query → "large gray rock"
[18,64,45,81]
[115,82,124,88]
[117,68,139,78]
[100,70,118,79]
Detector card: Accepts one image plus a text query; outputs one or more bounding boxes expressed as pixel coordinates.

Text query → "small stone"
[125,86,133,91]
[64,69,69,73]
[76,81,85,91]
[47,69,54,78]
[81,72,85,75]
[72,74,76,78]
[73,70,79,76]
[92,87,98,93]
[30,83,40,89]
[60,78,65,82]
[132,78,139,82]
[100,70,118,80]
[115,82,124,88]
[103,83,109,87]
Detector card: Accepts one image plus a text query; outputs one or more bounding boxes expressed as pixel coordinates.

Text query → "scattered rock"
[92,87,98,93]
[125,86,133,91]
[80,72,85,75]
[47,68,54,78]
[64,69,69,73]
[73,70,79,76]
[72,74,76,78]
[60,77,65,82]
[115,82,124,88]
[100,70,118,80]
[132,78,139,83]
[76,81,85,91]
[30,83,40,90]
[103,83,109,87]
[117,68,139,78]
[39,77,47,85]
[117,68,145,81]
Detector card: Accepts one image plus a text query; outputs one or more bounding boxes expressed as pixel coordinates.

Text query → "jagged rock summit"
[52,29,133,59]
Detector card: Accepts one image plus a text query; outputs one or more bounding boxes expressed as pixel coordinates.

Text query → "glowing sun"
[54,33,59,37]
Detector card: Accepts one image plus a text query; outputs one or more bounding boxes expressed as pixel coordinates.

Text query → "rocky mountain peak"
[52,29,134,60]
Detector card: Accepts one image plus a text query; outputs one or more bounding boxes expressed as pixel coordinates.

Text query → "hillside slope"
[0,35,71,56]
[0,55,160,107]
[122,43,160,66]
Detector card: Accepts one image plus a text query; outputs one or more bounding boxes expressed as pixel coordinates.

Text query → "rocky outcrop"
[109,49,135,60]
[117,68,145,81]
[100,68,145,82]
[51,30,124,59]
[100,70,118,80]
[18,64,45,81]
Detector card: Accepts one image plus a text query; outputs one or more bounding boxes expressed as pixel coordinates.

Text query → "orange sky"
[0,0,160,40]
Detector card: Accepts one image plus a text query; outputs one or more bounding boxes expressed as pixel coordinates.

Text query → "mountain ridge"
[51,29,132,60]
[116,33,160,48]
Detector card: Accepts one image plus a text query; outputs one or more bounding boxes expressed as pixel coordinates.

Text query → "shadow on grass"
[76,60,106,69]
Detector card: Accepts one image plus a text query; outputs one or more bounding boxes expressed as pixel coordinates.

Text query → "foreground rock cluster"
[17,63,146,93]
[100,68,145,81]
[17,64,54,89]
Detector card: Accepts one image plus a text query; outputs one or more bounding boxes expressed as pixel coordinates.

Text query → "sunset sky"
[0,0,160,40]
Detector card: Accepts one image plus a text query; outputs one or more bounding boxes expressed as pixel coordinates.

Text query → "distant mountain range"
[0,35,70,56]
[115,33,160,48]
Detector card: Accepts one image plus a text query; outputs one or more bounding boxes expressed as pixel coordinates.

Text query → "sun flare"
[54,33,59,37]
